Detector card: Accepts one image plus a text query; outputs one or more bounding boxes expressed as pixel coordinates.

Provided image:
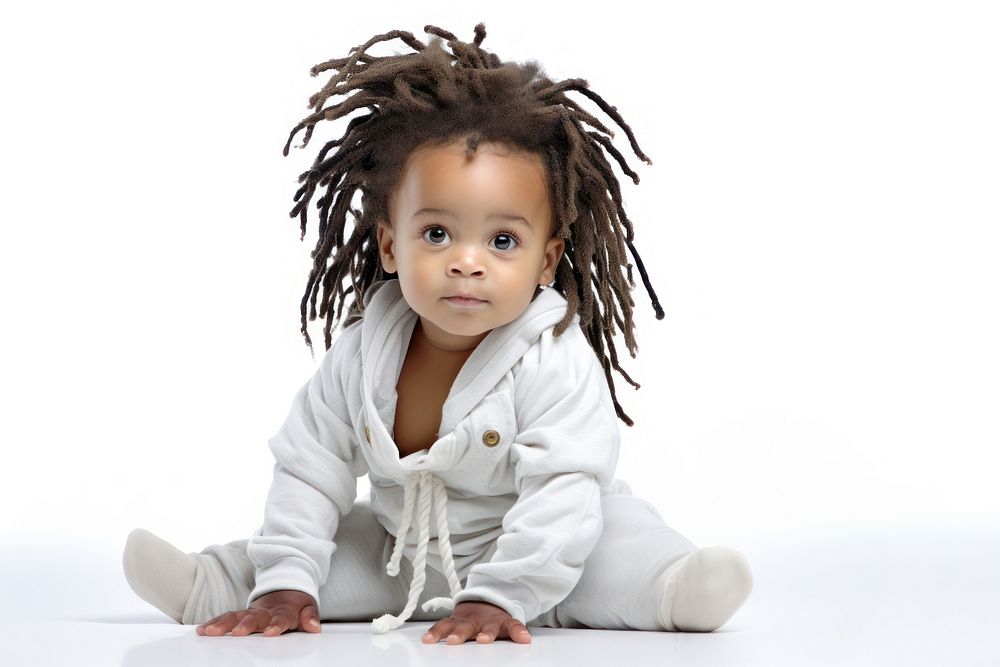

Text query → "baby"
[122,23,753,644]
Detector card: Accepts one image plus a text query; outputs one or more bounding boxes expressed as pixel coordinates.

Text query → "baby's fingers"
[503,619,532,644]
[421,617,457,643]
[195,616,218,636]
[476,620,503,643]
[299,605,323,633]
[197,610,246,636]
[239,608,293,637]
[445,619,479,644]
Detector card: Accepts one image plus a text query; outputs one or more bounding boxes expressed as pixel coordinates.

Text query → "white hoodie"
[246,279,627,632]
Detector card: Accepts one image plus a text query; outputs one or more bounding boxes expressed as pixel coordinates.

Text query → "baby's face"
[377,138,564,351]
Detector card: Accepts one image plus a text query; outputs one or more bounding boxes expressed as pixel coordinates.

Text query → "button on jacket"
[246,279,625,632]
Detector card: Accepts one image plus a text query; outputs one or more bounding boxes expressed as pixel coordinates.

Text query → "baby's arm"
[247,324,367,607]
[199,325,367,637]
[448,326,621,627]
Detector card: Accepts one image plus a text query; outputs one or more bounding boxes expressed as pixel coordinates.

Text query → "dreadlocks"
[282,22,663,427]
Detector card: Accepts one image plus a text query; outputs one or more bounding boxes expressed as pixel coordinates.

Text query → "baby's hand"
[195,590,322,637]
[421,600,532,644]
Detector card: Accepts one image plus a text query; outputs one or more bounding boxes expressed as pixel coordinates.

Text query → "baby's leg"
[535,488,751,632]
[181,499,452,626]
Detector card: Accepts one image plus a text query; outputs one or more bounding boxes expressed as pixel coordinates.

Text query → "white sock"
[656,545,753,632]
[122,528,197,623]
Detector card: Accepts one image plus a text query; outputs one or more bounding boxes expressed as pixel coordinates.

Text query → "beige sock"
[656,546,754,632]
[122,528,198,623]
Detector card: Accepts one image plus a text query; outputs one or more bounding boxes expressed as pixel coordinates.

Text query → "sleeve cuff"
[452,572,540,624]
[246,556,320,608]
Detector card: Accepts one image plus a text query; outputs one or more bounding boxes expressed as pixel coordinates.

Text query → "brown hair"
[283,23,663,426]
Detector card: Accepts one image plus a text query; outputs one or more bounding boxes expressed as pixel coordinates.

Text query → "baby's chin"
[429,318,494,339]
[415,293,534,339]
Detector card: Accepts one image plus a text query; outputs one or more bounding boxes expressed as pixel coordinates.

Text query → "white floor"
[2,519,997,667]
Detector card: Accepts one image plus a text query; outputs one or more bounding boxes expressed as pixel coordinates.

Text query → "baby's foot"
[656,546,753,632]
[122,528,198,623]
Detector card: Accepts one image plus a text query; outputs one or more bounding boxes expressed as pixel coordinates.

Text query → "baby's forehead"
[391,142,553,225]
[402,139,547,174]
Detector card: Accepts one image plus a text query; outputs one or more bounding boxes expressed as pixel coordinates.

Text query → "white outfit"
[179,279,699,632]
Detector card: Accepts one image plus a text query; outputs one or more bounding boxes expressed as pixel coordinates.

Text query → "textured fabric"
[123,528,197,623]
[245,278,624,629]
[182,492,697,631]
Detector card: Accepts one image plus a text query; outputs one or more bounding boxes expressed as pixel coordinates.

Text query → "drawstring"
[371,470,464,633]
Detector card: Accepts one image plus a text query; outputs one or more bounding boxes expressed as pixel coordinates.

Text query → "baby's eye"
[420,225,450,245]
[490,230,521,252]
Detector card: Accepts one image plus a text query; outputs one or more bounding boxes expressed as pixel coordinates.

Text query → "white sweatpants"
[180,490,697,631]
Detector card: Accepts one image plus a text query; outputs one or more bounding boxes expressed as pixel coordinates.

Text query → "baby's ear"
[375,221,397,273]
[539,235,564,284]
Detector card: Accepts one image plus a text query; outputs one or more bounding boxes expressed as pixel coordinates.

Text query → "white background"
[2,0,998,637]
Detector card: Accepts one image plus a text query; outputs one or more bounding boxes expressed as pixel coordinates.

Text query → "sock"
[122,528,198,623]
[656,545,754,632]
